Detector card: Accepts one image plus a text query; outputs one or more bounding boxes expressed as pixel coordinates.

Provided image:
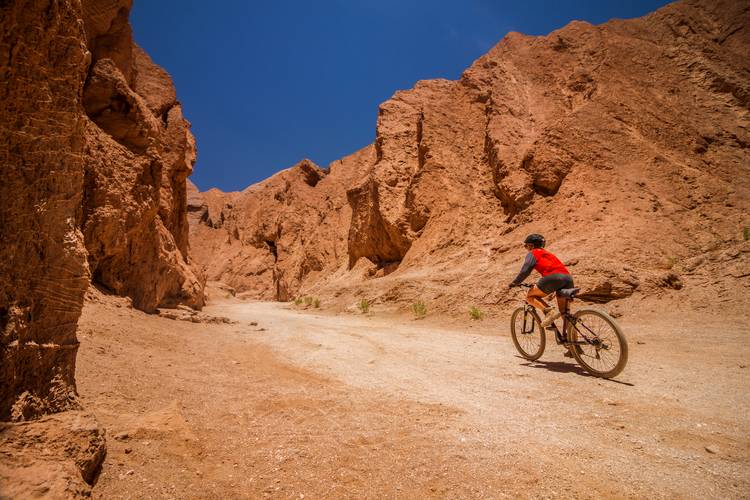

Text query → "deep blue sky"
[131,0,672,192]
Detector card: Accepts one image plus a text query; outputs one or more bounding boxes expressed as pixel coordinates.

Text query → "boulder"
[0,411,106,498]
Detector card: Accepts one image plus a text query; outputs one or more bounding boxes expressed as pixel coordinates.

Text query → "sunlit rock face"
[193,0,748,314]
[0,0,204,421]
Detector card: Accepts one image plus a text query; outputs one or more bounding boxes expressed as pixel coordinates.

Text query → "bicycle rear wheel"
[510,306,545,361]
[567,309,628,378]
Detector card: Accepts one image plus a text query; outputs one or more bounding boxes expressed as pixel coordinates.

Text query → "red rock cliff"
[81,0,204,312]
[0,0,204,421]
[190,0,749,313]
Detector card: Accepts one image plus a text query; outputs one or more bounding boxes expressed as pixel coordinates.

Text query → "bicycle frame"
[518,285,603,349]
[513,283,627,378]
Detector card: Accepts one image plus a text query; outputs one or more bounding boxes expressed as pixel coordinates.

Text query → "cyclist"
[508,234,574,328]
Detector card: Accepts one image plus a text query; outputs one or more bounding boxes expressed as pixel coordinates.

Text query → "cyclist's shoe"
[540,309,560,327]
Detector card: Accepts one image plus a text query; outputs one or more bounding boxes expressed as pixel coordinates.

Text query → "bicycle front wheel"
[567,309,628,378]
[510,306,545,361]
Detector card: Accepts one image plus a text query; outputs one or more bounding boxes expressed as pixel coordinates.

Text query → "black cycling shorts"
[537,273,574,294]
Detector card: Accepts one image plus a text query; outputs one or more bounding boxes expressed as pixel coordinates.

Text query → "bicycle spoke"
[511,308,545,361]
[571,312,624,375]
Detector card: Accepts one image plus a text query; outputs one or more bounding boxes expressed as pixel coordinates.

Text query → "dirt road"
[77,295,750,499]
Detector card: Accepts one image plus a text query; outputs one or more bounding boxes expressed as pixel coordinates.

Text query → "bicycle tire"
[510,306,546,361]
[567,309,628,378]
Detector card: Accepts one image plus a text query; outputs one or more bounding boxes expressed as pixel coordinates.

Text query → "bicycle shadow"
[517,357,634,386]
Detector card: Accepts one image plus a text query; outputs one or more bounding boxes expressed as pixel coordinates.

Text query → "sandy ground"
[76,295,750,499]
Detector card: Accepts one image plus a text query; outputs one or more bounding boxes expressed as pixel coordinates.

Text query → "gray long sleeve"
[512,252,537,285]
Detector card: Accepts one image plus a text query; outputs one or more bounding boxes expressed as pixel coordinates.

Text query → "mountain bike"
[509,283,628,378]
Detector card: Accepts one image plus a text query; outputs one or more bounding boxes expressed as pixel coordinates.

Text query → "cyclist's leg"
[551,274,575,355]
[555,274,575,314]
[538,274,574,313]
[535,275,559,311]
[526,286,549,311]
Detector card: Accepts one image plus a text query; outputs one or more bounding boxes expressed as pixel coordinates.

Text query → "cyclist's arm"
[511,253,537,285]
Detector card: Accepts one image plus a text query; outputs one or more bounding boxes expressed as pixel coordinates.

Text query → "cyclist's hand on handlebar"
[508,282,518,288]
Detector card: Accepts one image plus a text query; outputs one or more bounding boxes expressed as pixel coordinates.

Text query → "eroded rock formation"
[0,411,106,497]
[1,0,91,422]
[1,0,203,422]
[190,149,374,300]
[191,0,749,313]
[80,1,203,313]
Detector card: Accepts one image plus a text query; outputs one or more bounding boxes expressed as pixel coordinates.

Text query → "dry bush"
[412,300,427,319]
[468,306,484,320]
[357,298,371,314]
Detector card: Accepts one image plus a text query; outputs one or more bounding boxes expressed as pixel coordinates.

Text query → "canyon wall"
[188,147,374,300]
[81,0,204,313]
[0,0,91,422]
[191,0,749,313]
[1,0,203,423]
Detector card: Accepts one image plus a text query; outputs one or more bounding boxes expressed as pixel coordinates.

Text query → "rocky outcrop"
[0,0,91,421]
[191,0,749,312]
[347,78,493,271]
[0,0,203,422]
[0,411,106,498]
[80,1,203,312]
[187,180,235,230]
[190,149,374,300]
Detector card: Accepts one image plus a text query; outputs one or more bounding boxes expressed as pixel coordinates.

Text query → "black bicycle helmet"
[524,233,545,248]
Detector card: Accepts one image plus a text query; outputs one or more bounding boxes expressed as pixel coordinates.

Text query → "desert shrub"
[294,297,303,306]
[304,296,313,306]
[744,227,749,241]
[468,306,484,320]
[313,297,320,308]
[412,300,427,319]
[357,298,371,314]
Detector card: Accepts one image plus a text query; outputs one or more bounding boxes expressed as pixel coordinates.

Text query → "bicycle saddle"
[558,287,580,299]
